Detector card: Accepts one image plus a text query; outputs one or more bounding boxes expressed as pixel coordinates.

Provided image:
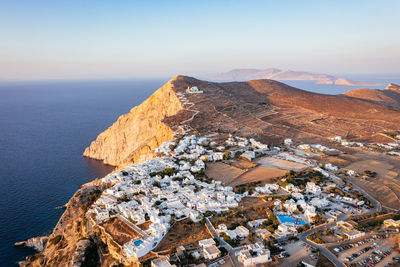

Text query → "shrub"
[81,240,99,267]
[49,235,62,245]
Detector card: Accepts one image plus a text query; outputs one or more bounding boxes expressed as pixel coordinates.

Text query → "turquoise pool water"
[277,215,306,226]
[134,239,144,246]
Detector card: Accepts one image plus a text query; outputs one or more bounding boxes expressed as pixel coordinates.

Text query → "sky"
[0,0,399,81]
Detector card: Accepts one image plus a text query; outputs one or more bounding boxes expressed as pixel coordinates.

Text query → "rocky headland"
[19,76,400,266]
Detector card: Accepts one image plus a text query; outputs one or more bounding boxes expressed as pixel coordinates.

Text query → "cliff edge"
[83,76,184,167]
[84,77,400,167]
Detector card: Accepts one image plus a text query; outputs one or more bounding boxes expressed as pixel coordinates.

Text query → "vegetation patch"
[81,240,100,267]
[49,235,62,246]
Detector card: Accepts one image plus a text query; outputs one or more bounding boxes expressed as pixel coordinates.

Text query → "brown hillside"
[343,86,400,107]
[84,76,400,166]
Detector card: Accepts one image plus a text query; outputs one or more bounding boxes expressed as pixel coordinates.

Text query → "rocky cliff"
[386,82,400,92]
[85,77,400,165]
[83,76,184,167]
[20,180,109,267]
[19,76,400,267]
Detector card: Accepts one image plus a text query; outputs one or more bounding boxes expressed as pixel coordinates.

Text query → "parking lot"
[278,240,318,267]
[331,234,400,267]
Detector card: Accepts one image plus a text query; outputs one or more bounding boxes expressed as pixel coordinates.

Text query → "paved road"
[205,218,242,267]
[349,182,382,213]
[299,221,345,267]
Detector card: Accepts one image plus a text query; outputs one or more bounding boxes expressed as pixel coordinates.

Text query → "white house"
[198,238,216,248]
[186,86,203,94]
[237,242,271,266]
[203,245,220,260]
[241,151,256,161]
[306,182,321,195]
[151,257,176,267]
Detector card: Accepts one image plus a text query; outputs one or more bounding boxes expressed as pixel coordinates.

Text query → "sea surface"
[279,76,400,95]
[0,79,166,266]
[0,75,399,266]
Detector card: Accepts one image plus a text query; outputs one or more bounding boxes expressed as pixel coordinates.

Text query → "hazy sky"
[1,0,399,80]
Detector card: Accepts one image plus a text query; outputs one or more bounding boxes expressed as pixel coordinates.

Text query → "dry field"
[229,166,288,187]
[256,156,308,171]
[154,218,211,252]
[346,160,398,179]
[205,162,244,184]
[343,151,400,211]
[231,158,258,170]
[349,177,400,210]
[317,155,351,168]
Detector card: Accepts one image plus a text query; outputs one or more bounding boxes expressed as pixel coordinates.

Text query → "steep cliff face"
[21,182,108,267]
[83,76,183,167]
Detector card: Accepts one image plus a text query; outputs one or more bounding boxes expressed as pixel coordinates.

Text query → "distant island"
[204,68,381,87]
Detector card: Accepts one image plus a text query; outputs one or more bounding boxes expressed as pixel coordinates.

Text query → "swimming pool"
[134,239,144,246]
[277,215,306,226]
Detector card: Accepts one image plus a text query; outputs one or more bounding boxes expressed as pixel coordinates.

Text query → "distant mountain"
[205,68,381,87]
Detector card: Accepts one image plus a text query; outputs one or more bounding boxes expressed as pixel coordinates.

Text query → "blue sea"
[280,75,400,95]
[0,75,399,266]
[0,79,166,266]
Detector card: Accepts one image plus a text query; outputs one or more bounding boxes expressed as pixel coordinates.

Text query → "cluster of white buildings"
[87,135,249,259]
[85,131,373,265]
[225,135,269,153]
[331,135,400,156]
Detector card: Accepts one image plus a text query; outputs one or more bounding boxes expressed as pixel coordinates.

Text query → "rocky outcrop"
[83,76,184,167]
[20,184,107,267]
[70,239,92,267]
[15,236,49,252]
[386,82,400,92]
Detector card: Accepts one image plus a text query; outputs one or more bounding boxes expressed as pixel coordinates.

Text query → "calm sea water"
[0,79,166,266]
[0,76,399,266]
[281,76,400,95]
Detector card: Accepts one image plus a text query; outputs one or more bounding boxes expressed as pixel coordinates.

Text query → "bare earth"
[205,162,245,184]
[229,166,287,186]
[102,217,140,246]
[154,218,211,253]
[342,150,400,210]
[256,156,308,171]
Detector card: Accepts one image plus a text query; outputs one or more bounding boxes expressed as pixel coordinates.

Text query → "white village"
[81,127,399,267]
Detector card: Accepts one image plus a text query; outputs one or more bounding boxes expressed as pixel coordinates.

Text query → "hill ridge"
[83,76,400,167]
